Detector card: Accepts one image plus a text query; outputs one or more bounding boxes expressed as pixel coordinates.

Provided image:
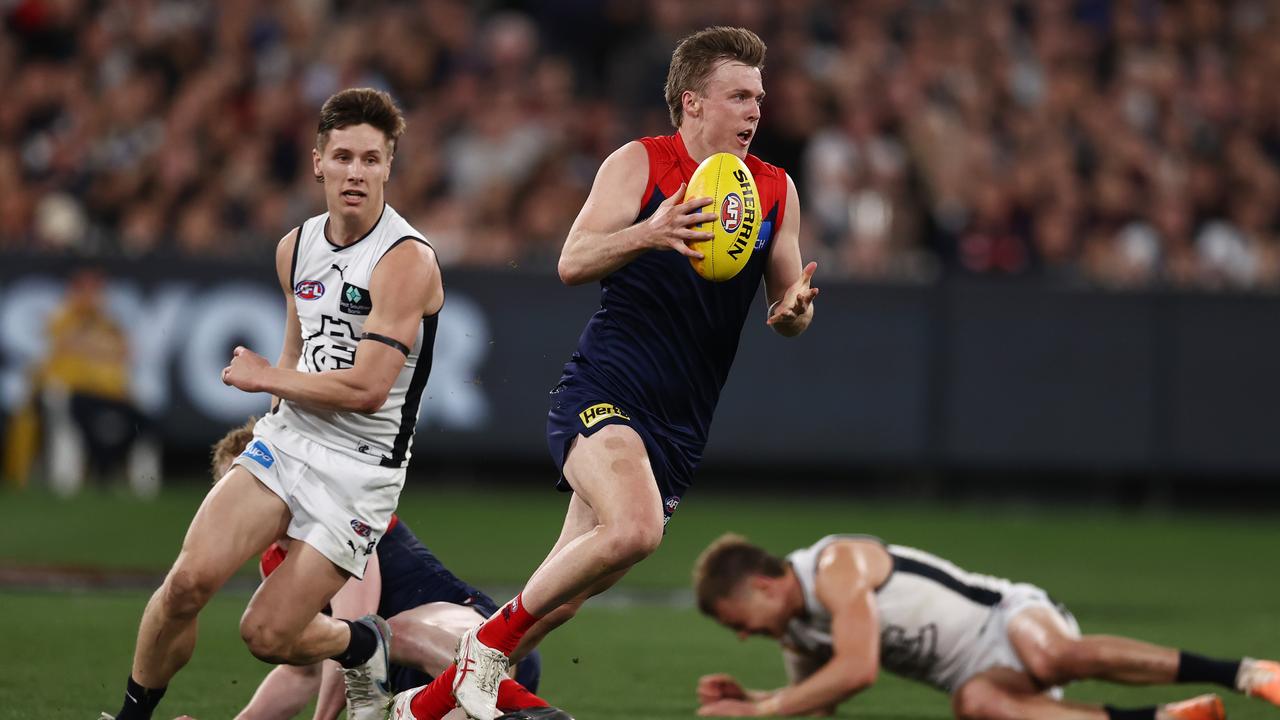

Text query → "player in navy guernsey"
[398,27,818,720]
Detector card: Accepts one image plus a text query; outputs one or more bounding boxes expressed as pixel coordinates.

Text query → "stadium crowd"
[4,0,1280,289]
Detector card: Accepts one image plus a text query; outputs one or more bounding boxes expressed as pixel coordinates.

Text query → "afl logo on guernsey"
[720,193,743,233]
[294,280,324,300]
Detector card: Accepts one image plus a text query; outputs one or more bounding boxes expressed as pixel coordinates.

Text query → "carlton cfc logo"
[720,193,743,233]
[294,280,324,300]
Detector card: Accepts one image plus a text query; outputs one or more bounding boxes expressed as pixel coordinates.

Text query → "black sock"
[1105,706,1157,720]
[330,618,377,668]
[1176,651,1241,689]
[115,676,166,720]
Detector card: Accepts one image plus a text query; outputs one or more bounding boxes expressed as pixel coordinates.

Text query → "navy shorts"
[377,522,542,693]
[546,378,698,526]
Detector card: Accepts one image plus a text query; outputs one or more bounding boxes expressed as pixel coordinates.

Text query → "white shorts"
[232,419,404,578]
[950,583,1081,697]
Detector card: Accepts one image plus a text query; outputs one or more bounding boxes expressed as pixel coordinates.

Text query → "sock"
[115,676,167,720]
[476,594,542,656]
[497,679,550,712]
[409,665,457,720]
[330,618,378,669]
[1105,706,1157,720]
[1176,651,1241,689]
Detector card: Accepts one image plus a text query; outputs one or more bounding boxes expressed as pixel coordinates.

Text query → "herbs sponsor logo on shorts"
[243,440,275,468]
[579,402,629,428]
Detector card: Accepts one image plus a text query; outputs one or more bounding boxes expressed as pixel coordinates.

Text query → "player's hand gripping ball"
[684,153,760,282]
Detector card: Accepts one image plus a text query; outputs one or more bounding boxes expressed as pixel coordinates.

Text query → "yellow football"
[685,152,760,282]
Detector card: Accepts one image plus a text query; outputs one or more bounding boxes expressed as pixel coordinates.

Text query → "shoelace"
[343,665,378,709]
[473,648,507,696]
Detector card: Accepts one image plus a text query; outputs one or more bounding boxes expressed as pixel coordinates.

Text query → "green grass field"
[2,483,1277,719]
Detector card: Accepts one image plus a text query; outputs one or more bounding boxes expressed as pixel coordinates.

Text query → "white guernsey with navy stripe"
[267,202,437,468]
[784,534,1019,692]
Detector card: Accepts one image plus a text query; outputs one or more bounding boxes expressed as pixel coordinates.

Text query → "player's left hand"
[697,698,764,716]
[767,261,819,332]
[222,345,270,392]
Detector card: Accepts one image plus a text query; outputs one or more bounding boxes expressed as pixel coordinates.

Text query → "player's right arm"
[557,141,716,285]
[754,541,886,716]
[700,541,887,717]
[271,228,304,412]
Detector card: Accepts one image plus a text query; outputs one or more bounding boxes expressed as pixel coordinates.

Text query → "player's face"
[692,61,764,158]
[713,580,789,640]
[313,123,394,220]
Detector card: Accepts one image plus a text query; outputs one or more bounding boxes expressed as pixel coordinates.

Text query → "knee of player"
[239,615,292,663]
[601,520,663,567]
[161,566,220,616]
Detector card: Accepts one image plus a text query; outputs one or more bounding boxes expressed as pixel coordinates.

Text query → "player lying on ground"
[196,420,554,720]
[692,533,1280,720]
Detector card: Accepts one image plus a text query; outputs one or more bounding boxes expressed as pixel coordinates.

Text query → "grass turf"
[1,483,1277,718]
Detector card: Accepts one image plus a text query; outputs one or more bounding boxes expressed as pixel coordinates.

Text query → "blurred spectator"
[2,0,1280,291]
[31,269,161,497]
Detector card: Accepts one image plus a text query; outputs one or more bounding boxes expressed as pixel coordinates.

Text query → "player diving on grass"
[691,533,1280,720]
[104,88,443,720]
[386,25,819,720]
[181,419,557,720]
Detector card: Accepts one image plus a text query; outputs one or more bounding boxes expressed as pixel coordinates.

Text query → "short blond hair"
[665,26,767,128]
[692,532,786,616]
[210,416,258,482]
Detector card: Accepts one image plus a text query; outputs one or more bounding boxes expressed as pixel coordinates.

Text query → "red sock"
[476,594,542,656]
[497,679,550,711]
[409,665,457,720]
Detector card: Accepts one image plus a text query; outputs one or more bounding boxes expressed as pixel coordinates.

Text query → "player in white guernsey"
[691,534,1280,720]
[105,89,442,720]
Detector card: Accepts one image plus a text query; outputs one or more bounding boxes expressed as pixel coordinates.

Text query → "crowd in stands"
[4,0,1280,290]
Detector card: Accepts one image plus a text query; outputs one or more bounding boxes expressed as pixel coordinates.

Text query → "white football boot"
[344,614,394,720]
[389,687,421,719]
[451,626,508,720]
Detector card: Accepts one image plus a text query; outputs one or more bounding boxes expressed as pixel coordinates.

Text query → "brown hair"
[316,88,406,153]
[664,26,767,128]
[210,416,258,482]
[693,532,786,616]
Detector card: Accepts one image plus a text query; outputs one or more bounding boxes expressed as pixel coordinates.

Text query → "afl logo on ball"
[294,280,324,300]
[720,193,743,233]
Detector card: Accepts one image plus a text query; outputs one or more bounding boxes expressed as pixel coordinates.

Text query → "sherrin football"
[685,152,760,282]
